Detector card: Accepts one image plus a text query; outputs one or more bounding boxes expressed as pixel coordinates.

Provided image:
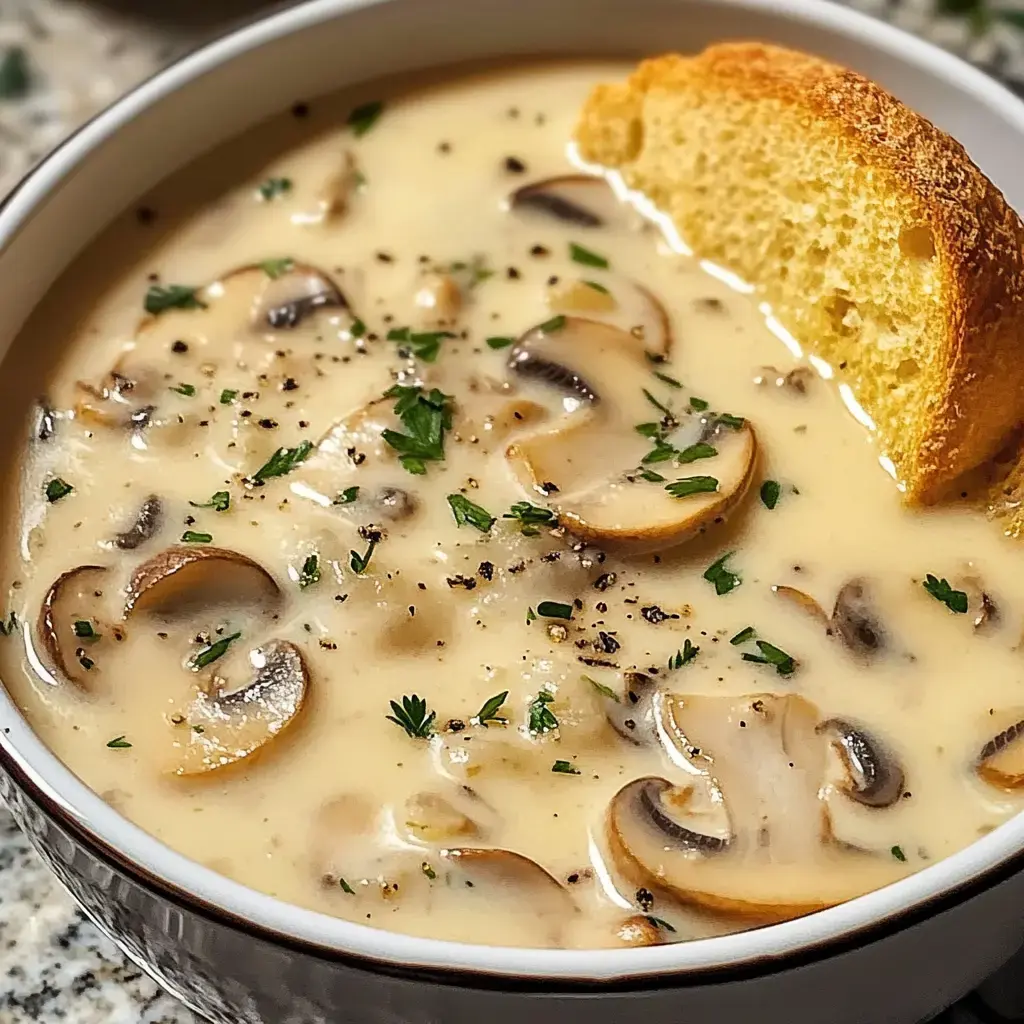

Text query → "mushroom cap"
[505,317,758,553]
[818,718,905,808]
[977,716,1024,790]
[172,638,309,776]
[37,564,109,688]
[124,545,280,619]
[509,174,627,229]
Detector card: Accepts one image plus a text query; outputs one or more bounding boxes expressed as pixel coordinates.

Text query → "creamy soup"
[3,62,1024,950]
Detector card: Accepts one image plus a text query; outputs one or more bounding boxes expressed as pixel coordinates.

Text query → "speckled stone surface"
[3,0,1024,1021]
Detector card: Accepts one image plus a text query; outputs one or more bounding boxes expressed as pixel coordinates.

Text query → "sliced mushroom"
[818,719,905,808]
[173,639,308,775]
[509,175,625,229]
[614,914,667,947]
[402,792,484,843]
[37,565,109,687]
[110,495,163,551]
[439,848,575,909]
[977,717,1024,790]
[259,263,349,329]
[124,545,280,619]
[832,579,886,660]
[606,693,906,921]
[773,585,831,630]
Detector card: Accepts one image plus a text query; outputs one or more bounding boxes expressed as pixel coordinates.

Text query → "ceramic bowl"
[3,2,1024,1022]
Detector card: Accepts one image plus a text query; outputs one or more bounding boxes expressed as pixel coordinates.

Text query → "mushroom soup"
[3,62,1024,949]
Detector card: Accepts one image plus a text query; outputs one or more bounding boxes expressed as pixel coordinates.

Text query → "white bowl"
[3,2,1024,1021]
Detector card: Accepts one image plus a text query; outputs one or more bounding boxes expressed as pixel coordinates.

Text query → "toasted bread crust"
[576,44,1024,503]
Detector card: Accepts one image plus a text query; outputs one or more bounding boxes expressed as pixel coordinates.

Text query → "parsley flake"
[538,314,566,334]
[299,553,321,589]
[219,389,238,405]
[760,480,781,510]
[387,327,456,363]
[689,396,709,411]
[189,632,241,670]
[474,690,509,727]
[654,371,682,389]
[665,475,719,499]
[730,626,756,645]
[486,335,515,350]
[382,385,453,474]
[0,47,30,100]
[528,691,559,734]
[257,177,292,200]
[189,491,230,512]
[583,280,610,295]
[45,477,73,503]
[333,486,360,506]
[537,600,573,620]
[387,694,435,739]
[249,441,314,483]
[584,675,619,702]
[669,638,699,669]
[349,538,378,574]
[569,242,609,269]
[742,640,797,676]
[891,845,907,862]
[552,759,581,775]
[503,501,555,536]
[338,877,356,895]
[447,494,495,532]
[145,284,206,315]
[170,383,196,397]
[347,100,384,136]
[180,531,212,544]
[73,620,98,639]
[923,574,968,614]
[106,735,132,749]
[260,257,295,279]
[704,552,741,595]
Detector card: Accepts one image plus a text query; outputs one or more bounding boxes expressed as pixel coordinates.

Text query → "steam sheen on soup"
[2,63,1024,950]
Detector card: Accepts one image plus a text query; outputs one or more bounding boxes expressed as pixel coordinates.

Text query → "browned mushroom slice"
[773,584,831,630]
[606,693,906,921]
[977,717,1024,790]
[832,579,887,660]
[506,318,757,553]
[172,639,308,775]
[258,263,349,329]
[439,848,576,910]
[510,175,625,228]
[124,545,279,618]
[37,565,109,687]
[110,495,163,551]
[614,914,669,947]
[818,719,905,808]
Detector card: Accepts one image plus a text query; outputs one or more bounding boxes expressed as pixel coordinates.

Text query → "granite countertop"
[3,0,1024,1021]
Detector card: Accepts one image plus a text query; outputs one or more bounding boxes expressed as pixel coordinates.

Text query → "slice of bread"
[575,43,1024,506]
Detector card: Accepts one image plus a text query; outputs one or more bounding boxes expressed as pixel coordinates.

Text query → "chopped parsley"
[387,326,456,363]
[742,640,797,676]
[486,335,515,350]
[382,385,453,474]
[538,314,566,334]
[219,389,238,405]
[447,494,495,532]
[644,915,677,933]
[642,388,675,419]
[537,601,573,620]
[299,553,321,589]
[645,440,717,466]
[689,396,709,411]
[180,531,213,544]
[526,607,537,624]
[583,280,610,295]
[350,318,367,339]
[474,690,509,727]
[569,242,609,269]
[349,538,378,574]
[760,479,781,510]
[338,877,356,895]
[891,845,907,862]
[717,413,746,429]
[668,638,699,669]
[45,477,73,503]
[189,631,241,670]
[923,574,968,614]
[170,383,196,397]
[106,736,132,750]
[333,486,360,506]
[144,284,206,315]
[637,468,666,482]
[448,255,494,287]
[386,694,435,739]
[584,676,619,702]
[257,177,292,200]
[704,552,741,595]
[0,47,30,100]
[653,371,682,389]
[528,690,559,734]
[421,862,437,880]
[260,257,295,279]
[552,759,581,775]
[665,475,719,499]
[73,620,98,639]
[503,501,555,536]
[249,440,314,483]
[0,612,17,637]
[677,442,718,464]
[730,626,756,646]
[189,491,230,512]
[348,100,384,136]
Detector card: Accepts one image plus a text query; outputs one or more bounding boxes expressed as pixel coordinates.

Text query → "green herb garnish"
[249,440,314,483]
[189,491,230,512]
[637,468,666,482]
[299,553,321,589]
[526,607,537,624]
[386,694,435,739]
[552,759,581,775]
[760,480,781,510]
[387,327,456,363]
[569,242,609,269]
[537,600,573,620]
[717,413,745,429]
[676,443,718,464]
[502,501,555,536]
[170,383,196,397]
[668,638,699,669]
[333,486,360,505]
[189,631,241,670]
[730,626,756,646]
[106,735,132,749]
[422,862,437,880]
[474,690,509,727]
[448,255,494,287]
[338,877,356,895]
[145,284,206,315]
[689,396,709,411]
[742,640,797,676]
[219,389,238,405]
[538,314,566,334]
[73,620,98,639]
[704,552,741,595]
[382,385,453,475]
[0,47,31,100]
[349,538,378,574]
[350,318,367,339]
[260,257,295,279]
[665,475,719,499]
[447,494,495,532]
[644,915,677,933]
[583,675,619,702]
[348,100,384,136]
[923,574,968,614]
[654,371,682,389]
[583,280,610,295]
[528,690,558,734]
[45,477,73,503]
[257,177,292,200]
[642,388,674,419]
[180,531,212,544]
[486,336,515,350]
[891,845,907,862]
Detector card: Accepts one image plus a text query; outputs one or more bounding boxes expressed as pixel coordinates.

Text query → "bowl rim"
[4,0,1024,986]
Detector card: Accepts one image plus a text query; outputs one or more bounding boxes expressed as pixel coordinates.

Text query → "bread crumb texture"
[575,43,1024,522]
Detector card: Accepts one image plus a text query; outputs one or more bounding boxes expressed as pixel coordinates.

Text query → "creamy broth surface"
[4,62,1024,949]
